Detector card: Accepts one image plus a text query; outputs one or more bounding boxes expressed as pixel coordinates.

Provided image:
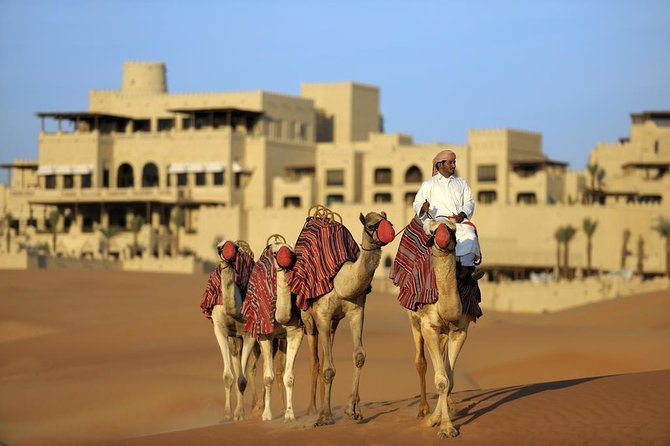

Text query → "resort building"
[0,61,668,278]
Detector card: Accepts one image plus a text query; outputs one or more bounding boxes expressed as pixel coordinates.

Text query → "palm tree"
[3,212,13,253]
[130,215,145,258]
[48,210,60,254]
[586,163,599,204]
[636,235,645,277]
[582,218,598,277]
[554,228,563,280]
[99,226,120,259]
[652,216,670,278]
[171,207,185,256]
[555,225,577,280]
[621,229,632,269]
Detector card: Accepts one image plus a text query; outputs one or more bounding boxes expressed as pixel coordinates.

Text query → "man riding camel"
[412,149,484,282]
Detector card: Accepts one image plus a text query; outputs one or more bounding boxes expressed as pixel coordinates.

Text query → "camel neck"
[433,248,461,321]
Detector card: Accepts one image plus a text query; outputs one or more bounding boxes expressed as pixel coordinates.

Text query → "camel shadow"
[455,375,606,427]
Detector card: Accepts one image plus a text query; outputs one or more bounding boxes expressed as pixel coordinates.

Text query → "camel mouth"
[220,241,238,262]
[376,219,395,245]
[434,224,452,250]
[275,245,296,269]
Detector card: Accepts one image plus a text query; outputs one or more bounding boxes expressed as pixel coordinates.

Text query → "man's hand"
[420,200,430,215]
[453,212,467,223]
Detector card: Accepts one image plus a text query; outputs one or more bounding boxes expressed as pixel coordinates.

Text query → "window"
[283,196,301,208]
[158,119,174,132]
[299,123,308,141]
[45,175,56,189]
[405,192,417,205]
[478,190,497,204]
[374,192,392,203]
[81,174,92,188]
[102,168,109,188]
[374,168,392,185]
[516,192,537,204]
[405,166,423,183]
[326,169,344,186]
[326,194,344,206]
[142,163,159,188]
[213,172,224,185]
[195,172,206,186]
[177,173,187,186]
[117,163,134,188]
[182,118,191,130]
[63,175,74,189]
[132,119,151,132]
[477,165,497,183]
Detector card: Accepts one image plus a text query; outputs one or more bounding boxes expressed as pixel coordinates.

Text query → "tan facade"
[1,61,668,278]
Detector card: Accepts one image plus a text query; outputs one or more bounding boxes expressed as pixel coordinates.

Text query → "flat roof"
[35,111,133,120]
[166,106,262,116]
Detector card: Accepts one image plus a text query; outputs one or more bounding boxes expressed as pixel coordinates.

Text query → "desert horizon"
[1,269,669,445]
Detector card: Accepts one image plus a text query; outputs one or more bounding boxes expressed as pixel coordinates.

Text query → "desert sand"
[1,269,669,445]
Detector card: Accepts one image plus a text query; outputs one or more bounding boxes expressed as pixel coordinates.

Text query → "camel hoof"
[233,412,244,421]
[344,407,363,421]
[262,410,273,421]
[314,415,335,427]
[437,426,459,439]
[417,405,430,419]
[284,411,296,423]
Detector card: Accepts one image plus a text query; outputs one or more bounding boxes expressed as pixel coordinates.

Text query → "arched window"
[405,165,423,183]
[142,162,159,187]
[117,163,134,188]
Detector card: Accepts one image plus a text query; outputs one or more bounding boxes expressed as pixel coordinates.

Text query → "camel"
[408,218,474,438]
[241,234,304,422]
[300,210,395,426]
[208,239,261,421]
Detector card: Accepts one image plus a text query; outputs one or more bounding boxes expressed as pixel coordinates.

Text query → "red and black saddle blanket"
[389,217,483,320]
[242,246,278,336]
[199,249,255,320]
[288,217,360,311]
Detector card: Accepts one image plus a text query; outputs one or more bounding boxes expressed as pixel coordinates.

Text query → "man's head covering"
[432,149,455,175]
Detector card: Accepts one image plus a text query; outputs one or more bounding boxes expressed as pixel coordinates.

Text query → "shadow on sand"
[455,375,607,428]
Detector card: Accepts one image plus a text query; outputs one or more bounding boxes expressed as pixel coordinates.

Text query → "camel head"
[266,234,296,270]
[358,211,395,247]
[217,239,239,264]
[423,218,457,252]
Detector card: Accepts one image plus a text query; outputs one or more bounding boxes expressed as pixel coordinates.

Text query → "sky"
[0,0,669,184]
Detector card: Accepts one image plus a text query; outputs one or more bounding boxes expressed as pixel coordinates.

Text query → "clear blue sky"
[1,0,669,184]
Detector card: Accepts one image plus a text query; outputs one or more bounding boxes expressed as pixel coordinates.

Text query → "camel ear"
[359,213,366,225]
[381,211,387,219]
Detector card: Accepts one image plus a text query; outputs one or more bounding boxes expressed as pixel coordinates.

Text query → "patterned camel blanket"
[199,248,255,319]
[389,217,483,320]
[242,246,278,336]
[288,218,360,311]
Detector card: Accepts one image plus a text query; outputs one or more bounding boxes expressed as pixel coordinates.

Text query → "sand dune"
[0,270,669,445]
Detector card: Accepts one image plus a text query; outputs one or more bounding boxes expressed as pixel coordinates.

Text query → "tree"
[637,235,645,277]
[3,212,13,253]
[652,216,670,279]
[99,226,120,259]
[48,210,60,254]
[171,207,185,255]
[553,227,563,279]
[586,163,599,204]
[555,225,577,280]
[582,218,598,277]
[621,229,632,269]
[130,215,145,258]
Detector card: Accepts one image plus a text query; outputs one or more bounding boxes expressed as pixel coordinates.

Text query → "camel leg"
[247,342,264,413]
[229,337,245,421]
[315,312,336,427]
[445,321,470,413]
[259,336,275,421]
[212,317,234,421]
[238,335,256,394]
[275,337,287,412]
[344,304,365,421]
[302,311,321,416]
[283,326,304,422]
[422,325,458,438]
[408,313,429,418]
